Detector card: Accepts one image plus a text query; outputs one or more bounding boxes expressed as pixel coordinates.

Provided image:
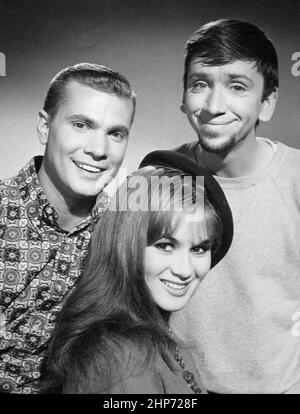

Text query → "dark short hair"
[183,19,279,101]
[43,62,136,120]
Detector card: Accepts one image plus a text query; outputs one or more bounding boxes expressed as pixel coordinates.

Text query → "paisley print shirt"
[0,156,108,393]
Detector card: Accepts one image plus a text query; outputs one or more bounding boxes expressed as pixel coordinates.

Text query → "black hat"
[139,150,233,268]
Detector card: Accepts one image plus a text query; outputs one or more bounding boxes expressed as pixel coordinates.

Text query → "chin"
[161,300,189,313]
[72,188,99,200]
[199,135,237,154]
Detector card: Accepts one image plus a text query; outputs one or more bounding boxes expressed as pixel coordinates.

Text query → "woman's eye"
[192,242,211,255]
[154,242,172,252]
[192,246,205,254]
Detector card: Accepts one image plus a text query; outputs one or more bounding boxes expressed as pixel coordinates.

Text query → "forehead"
[171,211,208,241]
[56,80,134,124]
[187,58,263,82]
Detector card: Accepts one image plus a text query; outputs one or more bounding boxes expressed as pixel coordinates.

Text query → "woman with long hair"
[42,150,233,394]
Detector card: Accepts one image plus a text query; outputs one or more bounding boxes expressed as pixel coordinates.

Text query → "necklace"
[170,344,203,394]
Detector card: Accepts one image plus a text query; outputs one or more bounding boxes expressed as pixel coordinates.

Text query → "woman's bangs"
[147,208,212,246]
[147,210,182,245]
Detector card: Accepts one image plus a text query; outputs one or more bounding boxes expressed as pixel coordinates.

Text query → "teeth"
[162,280,186,290]
[74,161,102,173]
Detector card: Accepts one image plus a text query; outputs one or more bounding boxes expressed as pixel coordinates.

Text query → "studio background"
[0,0,299,180]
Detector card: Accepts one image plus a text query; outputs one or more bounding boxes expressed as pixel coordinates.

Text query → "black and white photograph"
[0,0,299,398]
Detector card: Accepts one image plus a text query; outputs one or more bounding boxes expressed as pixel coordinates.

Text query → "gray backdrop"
[0,0,299,178]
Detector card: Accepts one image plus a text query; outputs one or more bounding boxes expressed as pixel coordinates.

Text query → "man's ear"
[37,110,50,145]
[258,89,278,122]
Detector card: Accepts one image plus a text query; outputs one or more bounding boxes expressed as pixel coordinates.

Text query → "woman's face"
[144,213,212,312]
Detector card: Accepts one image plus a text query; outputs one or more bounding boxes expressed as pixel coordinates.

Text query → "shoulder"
[172,140,199,158]
[63,337,164,394]
[280,142,300,161]
[0,159,34,197]
[0,171,20,221]
[258,140,300,204]
[273,141,300,177]
[0,174,18,193]
[0,157,42,207]
[105,358,164,394]
[106,339,164,392]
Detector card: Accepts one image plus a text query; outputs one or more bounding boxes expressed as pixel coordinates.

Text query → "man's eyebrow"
[227,73,254,84]
[66,114,97,126]
[108,125,130,135]
[187,71,214,84]
[66,115,129,134]
[188,70,254,83]
[188,69,210,78]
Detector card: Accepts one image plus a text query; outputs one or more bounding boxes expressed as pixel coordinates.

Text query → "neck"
[160,309,171,323]
[199,137,273,178]
[53,199,95,231]
[38,166,95,232]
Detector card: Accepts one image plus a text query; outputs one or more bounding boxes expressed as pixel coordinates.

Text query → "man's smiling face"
[38,80,133,204]
[182,58,273,153]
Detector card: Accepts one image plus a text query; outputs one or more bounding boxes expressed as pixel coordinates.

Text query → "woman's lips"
[160,278,192,296]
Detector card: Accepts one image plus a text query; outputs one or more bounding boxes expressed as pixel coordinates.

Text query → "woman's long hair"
[43,166,222,393]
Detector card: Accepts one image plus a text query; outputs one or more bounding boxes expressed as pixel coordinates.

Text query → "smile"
[73,161,104,173]
[161,279,192,296]
[162,280,187,290]
[203,120,237,126]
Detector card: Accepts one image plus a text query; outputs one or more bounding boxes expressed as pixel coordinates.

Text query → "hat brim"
[139,150,233,268]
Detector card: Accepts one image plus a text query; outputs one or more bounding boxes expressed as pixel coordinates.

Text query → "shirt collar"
[17,156,109,231]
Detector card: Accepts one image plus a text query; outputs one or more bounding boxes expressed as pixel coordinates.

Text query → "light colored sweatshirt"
[171,139,300,394]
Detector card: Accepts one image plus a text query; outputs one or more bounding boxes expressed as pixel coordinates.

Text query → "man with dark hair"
[0,63,135,393]
[170,19,300,393]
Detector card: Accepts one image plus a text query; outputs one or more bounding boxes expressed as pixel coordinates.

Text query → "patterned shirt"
[0,156,108,393]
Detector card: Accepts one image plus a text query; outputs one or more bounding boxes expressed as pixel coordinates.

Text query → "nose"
[203,85,227,118]
[170,251,193,280]
[84,131,108,160]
